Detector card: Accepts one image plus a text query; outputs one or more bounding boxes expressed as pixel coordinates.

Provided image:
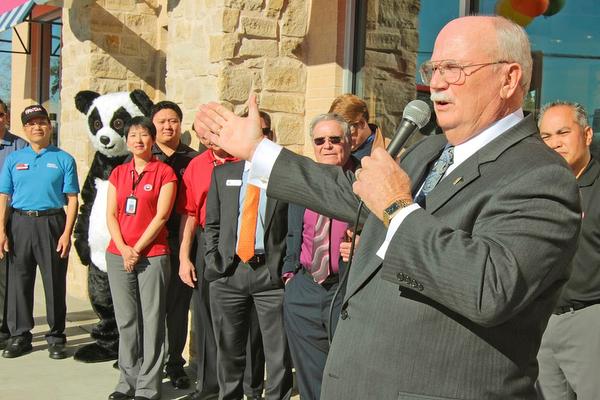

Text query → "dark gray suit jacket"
[267,115,581,399]
[204,161,288,287]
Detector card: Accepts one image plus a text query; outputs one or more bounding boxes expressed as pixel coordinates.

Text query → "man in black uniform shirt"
[537,101,600,400]
[151,101,199,388]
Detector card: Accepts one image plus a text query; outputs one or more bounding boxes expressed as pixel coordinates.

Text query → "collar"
[578,158,600,188]
[128,156,158,173]
[25,144,54,156]
[451,108,524,171]
[207,149,237,165]
[243,160,252,172]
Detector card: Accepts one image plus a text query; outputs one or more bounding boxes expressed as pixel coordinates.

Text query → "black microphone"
[386,99,431,158]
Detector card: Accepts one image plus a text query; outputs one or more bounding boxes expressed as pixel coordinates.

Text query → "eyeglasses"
[24,120,50,127]
[262,128,272,136]
[419,60,510,85]
[313,136,343,146]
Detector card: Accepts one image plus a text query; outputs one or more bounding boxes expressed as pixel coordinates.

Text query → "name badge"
[16,163,29,170]
[226,179,242,187]
[125,196,138,215]
[47,163,58,169]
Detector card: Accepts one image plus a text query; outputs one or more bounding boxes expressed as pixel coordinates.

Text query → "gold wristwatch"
[382,199,412,228]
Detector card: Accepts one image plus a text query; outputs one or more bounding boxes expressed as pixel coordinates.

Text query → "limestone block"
[266,0,284,17]
[241,16,277,38]
[209,33,240,62]
[238,39,278,58]
[90,54,128,79]
[279,37,304,59]
[366,32,401,51]
[124,13,156,33]
[263,58,305,92]
[218,66,254,102]
[222,8,241,33]
[274,114,304,145]
[224,0,264,10]
[260,92,304,114]
[90,12,124,34]
[91,33,120,53]
[94,78,129,93]
[120,35,141,56]
[281,1,307,37]
[106,0,135,11]
[364,50,398,72]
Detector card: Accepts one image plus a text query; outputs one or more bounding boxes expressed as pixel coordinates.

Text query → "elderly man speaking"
[194,16,581,400]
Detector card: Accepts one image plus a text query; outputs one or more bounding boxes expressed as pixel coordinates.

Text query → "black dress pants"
[192,229,265,396]
[7,212,67,344]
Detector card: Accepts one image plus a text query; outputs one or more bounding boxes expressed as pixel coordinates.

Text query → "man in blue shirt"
[0,99,28,350]
[0,104,79,360]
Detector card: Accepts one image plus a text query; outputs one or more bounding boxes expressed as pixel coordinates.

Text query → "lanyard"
[130,170,146,195]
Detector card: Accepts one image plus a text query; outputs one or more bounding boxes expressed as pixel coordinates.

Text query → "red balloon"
[510,0,549,17]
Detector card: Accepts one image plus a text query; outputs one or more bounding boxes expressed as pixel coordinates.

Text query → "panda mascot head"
[75,89,153,158]
[72,89,153,363]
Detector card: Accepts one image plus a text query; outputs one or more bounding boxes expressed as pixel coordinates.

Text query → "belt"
[237,253,266,268]
[553,299,600,315]
[13,208,63,217]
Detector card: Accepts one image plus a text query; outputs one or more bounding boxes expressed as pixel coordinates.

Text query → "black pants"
[283,270,344,400]
[165,235,193,371]
[7,212,68,344]
[209,260,292,400]
[193,229,265,396]
[0,255,9,338]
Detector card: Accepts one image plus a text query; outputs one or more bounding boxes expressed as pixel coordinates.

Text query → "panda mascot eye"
[93,120,102,131]
[113,119,124,131]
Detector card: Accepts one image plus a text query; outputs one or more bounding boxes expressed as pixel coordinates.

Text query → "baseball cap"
[21,104,49,125]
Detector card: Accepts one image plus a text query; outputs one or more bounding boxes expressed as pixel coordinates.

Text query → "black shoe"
[2,336,32,358]
[48,343,68,359]
[182,391,219,400]
[166,366,190,389]
[0,333,9,350]
[108,392,132,400]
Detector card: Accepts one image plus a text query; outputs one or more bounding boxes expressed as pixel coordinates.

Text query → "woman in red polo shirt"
[105,116,177,400]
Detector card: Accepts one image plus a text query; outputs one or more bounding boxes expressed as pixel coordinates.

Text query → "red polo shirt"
[177,150,237,227]
[107,158,177,257]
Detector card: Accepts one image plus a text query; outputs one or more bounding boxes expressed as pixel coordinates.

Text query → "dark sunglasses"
[262,128,272,136]
[313,136,343,146]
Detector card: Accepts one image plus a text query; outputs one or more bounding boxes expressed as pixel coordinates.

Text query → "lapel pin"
[452,177,463,185]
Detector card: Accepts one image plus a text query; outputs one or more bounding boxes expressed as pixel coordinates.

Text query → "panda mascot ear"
[75,90,101,114]
[130,89,154,117]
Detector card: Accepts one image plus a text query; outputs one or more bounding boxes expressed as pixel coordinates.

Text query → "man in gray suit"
[195,16,581,400]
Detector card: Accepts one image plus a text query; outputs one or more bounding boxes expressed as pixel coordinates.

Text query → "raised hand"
[194,94,264,161]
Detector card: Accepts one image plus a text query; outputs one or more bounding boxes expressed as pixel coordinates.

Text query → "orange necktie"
[237,184,260,263]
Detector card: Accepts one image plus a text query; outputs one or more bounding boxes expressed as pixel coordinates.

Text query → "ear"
[584,125,593,147]
[75,91,100,114]
[130,90,154,116]
[499,63,522,99]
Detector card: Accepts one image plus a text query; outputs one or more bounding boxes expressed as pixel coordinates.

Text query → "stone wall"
[60,0,165,298]
[360,0,419,137]
[166,0,309,153]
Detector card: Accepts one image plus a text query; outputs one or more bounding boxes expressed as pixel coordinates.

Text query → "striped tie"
[237,184,260,263]
[311,214,331,284]
[414,145,454,207]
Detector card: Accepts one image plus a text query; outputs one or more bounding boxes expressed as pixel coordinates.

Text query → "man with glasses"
[0,104,79,360]
[194,16,581,399]
[282,113,358,400]
[0,99,28,351]
[328,94,386,160]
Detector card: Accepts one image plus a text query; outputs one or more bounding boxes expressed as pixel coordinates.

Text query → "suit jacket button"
[396,273,405,281]
[340,309,349,320]
[418,284,424,291]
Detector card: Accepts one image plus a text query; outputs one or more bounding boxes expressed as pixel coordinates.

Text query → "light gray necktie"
[414,145,454,207]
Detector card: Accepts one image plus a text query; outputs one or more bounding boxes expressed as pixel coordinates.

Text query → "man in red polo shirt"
[178,112,272,400]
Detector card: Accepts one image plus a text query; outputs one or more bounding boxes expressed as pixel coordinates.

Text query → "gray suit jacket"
[204,161,288,287]
[267,115,581,399]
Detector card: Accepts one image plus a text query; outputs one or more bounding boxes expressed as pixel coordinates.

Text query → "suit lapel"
[225,162,245,227]
[264,196,277,233]
[425,115,538,214]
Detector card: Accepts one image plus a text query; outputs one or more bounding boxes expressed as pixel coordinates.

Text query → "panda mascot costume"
[72,90,153,362]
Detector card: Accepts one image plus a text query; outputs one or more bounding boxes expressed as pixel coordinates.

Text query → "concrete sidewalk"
[0,272,193,400]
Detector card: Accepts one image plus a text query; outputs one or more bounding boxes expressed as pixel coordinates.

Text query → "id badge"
[125,195,138,215]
